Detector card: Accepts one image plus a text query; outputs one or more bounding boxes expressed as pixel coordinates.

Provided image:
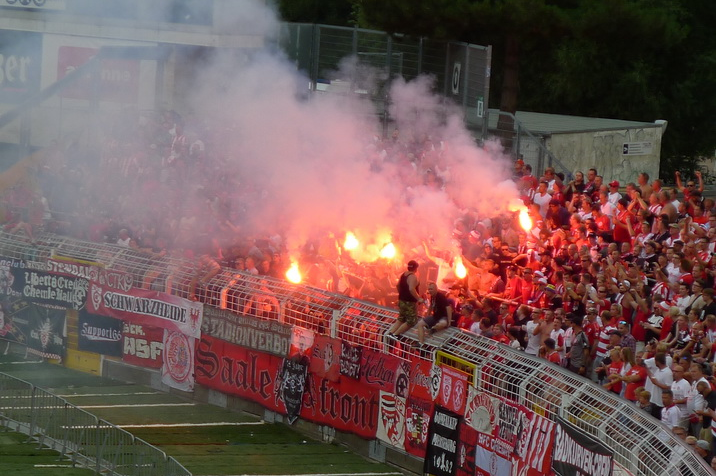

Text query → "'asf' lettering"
[318,378,378,430]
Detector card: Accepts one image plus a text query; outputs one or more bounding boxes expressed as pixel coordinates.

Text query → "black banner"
[11,267,88,310]
[424,406,461,476]
[278,358,308,424]
[78,310,123,356]
[552,417,613,476]
[1,297,66,360]
[340,340,362,379]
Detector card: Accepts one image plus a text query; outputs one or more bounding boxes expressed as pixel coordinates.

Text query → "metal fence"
[0,230,712,476]
[486,109,574,180]
[0,372,191,476]
[276,23,491,136]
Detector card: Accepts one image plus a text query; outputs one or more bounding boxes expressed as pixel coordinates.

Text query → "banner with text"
[47,258,133,292]
[201,306,291,357]
[195,335,285,413]
[122,322,163,369]
[278,358,308,424]
[340,340,362,379]
[78,310,122,356]
[424,406,461,476]
[11,266,88,310]
[552,417,612,476]
[299,371,378,439]
[88,282,202,338]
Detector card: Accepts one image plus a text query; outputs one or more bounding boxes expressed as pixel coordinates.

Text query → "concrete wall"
[546,126,664,184]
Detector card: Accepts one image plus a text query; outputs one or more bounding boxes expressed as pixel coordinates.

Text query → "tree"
[277,0,356,27]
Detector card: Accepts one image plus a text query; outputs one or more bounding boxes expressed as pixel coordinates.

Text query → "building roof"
[487,109,663,135]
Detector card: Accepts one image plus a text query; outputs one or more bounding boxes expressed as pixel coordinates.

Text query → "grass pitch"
[0,356,404,476]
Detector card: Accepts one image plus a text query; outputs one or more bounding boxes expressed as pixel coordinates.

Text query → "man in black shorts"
[417,282,453,345]
[388,260,425,338]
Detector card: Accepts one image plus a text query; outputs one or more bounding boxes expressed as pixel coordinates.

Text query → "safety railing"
[0,231,712,476]
[0,372,191,476]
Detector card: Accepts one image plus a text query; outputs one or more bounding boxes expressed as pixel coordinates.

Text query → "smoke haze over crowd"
[176,0,518,260]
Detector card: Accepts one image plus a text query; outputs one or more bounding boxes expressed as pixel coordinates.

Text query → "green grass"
[0,431,94,476]
[0,356,403,475]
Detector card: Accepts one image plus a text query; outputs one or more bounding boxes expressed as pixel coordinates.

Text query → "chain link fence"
[276,23,491,136]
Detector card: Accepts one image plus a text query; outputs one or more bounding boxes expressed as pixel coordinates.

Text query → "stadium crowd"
[2,110,716,465]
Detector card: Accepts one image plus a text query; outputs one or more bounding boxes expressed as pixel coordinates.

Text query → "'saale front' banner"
[201,305,292,357]
[300,372,378,439]
[424,406,461,476]
[122,322,163,369]
[552,417,612,476]
[195,335,285,413]
[162,330,195,392]
[11,266,88,310]
[78,309,122,356]
[88,282,202,338]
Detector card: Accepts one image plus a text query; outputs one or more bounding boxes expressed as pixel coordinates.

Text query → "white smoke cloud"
[175,1,519,261]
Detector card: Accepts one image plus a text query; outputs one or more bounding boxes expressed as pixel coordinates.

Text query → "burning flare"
[454,256,467,279]
[343,232,359,251]
[379,242,396,259]
[286,262,302,284]
[518,208,533,233]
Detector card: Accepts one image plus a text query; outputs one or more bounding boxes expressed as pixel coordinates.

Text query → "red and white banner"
[473,392,556,476]
[300,373,378,439]
[161,330,195,392]
[404,395,433,458]
[88,282,202,338]
[122,322,163,369]
[308,335,340,382]
[437,364,469,415]
[195,335,285,414]
[376,391,406,448]
[57,46,140,103]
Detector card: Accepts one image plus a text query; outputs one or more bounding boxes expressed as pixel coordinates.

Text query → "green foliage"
[277,0,357,26]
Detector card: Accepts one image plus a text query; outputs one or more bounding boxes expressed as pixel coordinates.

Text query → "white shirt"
[644,364,673,407]
[524,320,542,355]
[671,378,691,420]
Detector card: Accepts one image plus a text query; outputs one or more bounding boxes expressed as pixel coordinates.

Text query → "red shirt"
[584,321,601,346]
[606,361,624,394]
[624,365,647,401]
[632,310,648,342]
